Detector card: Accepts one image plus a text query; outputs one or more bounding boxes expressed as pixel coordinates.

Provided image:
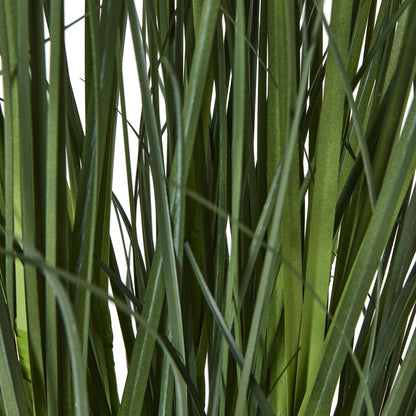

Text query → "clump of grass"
[1,0,416,415]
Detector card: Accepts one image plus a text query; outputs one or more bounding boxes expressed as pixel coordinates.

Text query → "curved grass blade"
[0,289,29,416]
[381,332,416,416]
[111,193,146,300]
[116,248,164,416]
[11,246,89,416]
[125,2,187,412]
[185,242,275,416]
[169,0,220,196]
[0,240,205,416]
[239,165,281,306]
[351,0,413,88]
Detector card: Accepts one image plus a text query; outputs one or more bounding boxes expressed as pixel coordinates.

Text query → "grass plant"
[1,0,416,414]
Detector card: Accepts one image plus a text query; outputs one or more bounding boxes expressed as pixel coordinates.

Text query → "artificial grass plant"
[1,0,416,415]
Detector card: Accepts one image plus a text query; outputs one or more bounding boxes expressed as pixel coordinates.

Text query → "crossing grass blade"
[0,289,29,416]
[299,77,416,416]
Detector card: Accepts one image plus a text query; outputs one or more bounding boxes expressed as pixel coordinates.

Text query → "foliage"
[1,0,416,414]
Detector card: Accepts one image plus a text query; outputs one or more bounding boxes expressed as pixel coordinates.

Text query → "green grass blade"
[207,23,229,416]
[160,57,185,265]
[114,32,144,288]
[224,0,246,405]
[365,266,416,409]
[169,0,220,193]
[71,0,101,363]
[111,193,147,297]
[125,2,187,413]
[299,82,416,416]
[118,248,164,416]
[157,345,175,416]
[381,332,416,416]
[185,242,275,416]
[272,3,303,413]
[0,0,16,330]
[235,20,316,413]
[91,5,127,409]
[9,245,90,416]
[16,0,47,411]
[297,1,352,406]
[239,165,281,306]
[45,1,65,413]
[44,272,88,416]
[266,2,301,412]
[0,289,29,416]
[349,266,380,415]
[319,8,376,210]
[352,0,412,88]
